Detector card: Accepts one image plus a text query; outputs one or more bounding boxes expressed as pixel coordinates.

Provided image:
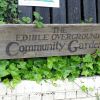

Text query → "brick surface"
[66,91,76,99]
[3,95,16,100]
[72,97,96,100]
[0,83,6,95]
[0,77,100,100]
[43,94,54,100]
[88,90,97,97]
[30,94,41,100]
[77,90,88,98]
[54,91,65,99]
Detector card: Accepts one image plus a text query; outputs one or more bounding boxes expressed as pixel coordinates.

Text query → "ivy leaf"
[33,12,43,20]
[26,59,34,68]
[86,63,93,70]
[96,50,100,57]
[21,17,31,24]
[34,74,42,83]
[9,63,17,71]
[47,57,56,69]
[81,85,88,92]
[0,70,9,78]
[70,56,81,62]
[33,11,44,28]
[3,78,10,87]
[0,61,10,78]
[0,60,9,70]
[83,54,93,63]
[97,62,100,66]
[34,20,44,28]
[10,78,21,88]
[81,70,90,77]
[62,70,71,79]
[67,76,76,81]
[10,71,19,77]
[17,61,27,69]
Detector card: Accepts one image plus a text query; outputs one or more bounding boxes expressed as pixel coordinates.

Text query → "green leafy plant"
[0,21,5,24]
[81,54,95,77]
[0,0,7,21]
[80,85,94,92]
[33,12,44,28]
[81,85,88,92]
[0,50,99,87]
[81,18,93,23]
[21,17,31,24]
[14,17,31,24]
[0,0,18,23]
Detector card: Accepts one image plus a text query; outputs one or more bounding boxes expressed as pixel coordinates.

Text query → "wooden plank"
[52,0,66,23]
[0,24,100,59]
[18,6,33,21]
[83,0,97,23]
[67,0,81,23]
[35,7,50,24]
[97,0,100,23]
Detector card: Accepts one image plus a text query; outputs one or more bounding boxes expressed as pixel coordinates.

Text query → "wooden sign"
[18,0,59,8]
[0,24,100,59]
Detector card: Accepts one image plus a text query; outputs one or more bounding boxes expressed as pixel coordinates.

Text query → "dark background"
[18,0,100,24]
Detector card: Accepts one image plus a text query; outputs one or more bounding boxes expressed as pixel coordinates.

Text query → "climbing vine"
[0,50,100,87]
[0,0,18,23]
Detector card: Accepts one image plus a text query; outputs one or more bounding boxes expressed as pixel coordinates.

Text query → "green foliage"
[81,85,88,92]
[0,1,43,25]
[0,21,5,24]
[5,0,18,23]
[33,12,44,28]
[81,18,93,23]
[81,51,100,77]
[0,0,7,21]
[0,0,18,23]
[0,50,100,87]
[21,17,31,24]
[14,17,31,24]
[81,85,94,92]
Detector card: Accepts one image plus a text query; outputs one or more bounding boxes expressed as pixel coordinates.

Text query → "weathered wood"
[18,6,33,21]
[52,0,66,23]
[97,0,100,23]
[83,0,97,23]
[67,0,81,23]
[35,7,50,24]
[0,24,100,59]
[18,1,99,24]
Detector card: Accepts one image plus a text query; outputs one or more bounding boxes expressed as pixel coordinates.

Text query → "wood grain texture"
[67,0,81,23]
[18,1,99,24]
[0,24,100,59]
[18,6,33,21]
[35,7,50,24]
[52,0,66,23]
[83,0,97,23]
[97,0,100,23]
